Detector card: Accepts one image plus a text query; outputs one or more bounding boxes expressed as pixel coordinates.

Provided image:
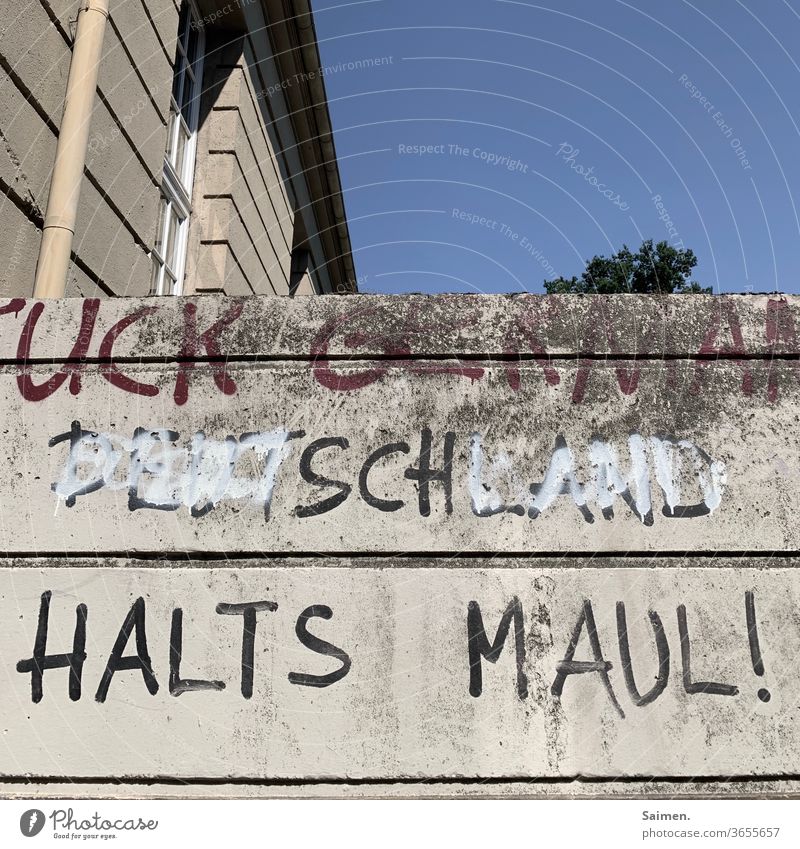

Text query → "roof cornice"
[261,0,357,293]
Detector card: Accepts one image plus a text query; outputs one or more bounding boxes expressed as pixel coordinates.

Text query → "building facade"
[0,0,355,298]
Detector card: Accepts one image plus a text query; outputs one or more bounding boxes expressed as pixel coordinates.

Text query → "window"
[150,1,204,296]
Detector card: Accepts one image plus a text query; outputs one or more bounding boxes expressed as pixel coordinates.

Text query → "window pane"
[164,270,178,296]
[165,206,180,269]
[177,1,190,51]
[171,54,185,107]
[174,121,190,184]
[154,196,167,255]
[150,256,163,295]
[166,113,178,165]
[180,76,196,125]
[158,2,202,297]
[187,19,200,65]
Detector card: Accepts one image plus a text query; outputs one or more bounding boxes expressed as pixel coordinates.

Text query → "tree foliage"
[544,240,711,294]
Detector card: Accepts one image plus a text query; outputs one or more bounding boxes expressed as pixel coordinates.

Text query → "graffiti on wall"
[16,591,350,704]
[50,422,727,524]
[13,586,771,721]
[466,590,771,718]
[2,296,798,404]
[1,295,796,780]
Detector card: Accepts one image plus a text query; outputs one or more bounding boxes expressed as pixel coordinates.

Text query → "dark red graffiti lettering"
[173,301,243,405]
[692,299,752,396]
[571,363,644,404]
[311,304,484,391]
[311,309,392,391]
[9,298,799,408]
[766,298,799,404]
[571,302,640,404]
[13,300,242,404]
[99,307,160,397]
[17,299,100,401]
[0,298,26,320]
[502,305,560,391]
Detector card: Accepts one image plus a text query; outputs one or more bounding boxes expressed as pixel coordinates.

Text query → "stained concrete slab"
[0,294,798,798]
[0,563,796,781]
[0,360,796,552]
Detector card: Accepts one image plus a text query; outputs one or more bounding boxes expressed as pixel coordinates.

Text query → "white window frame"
[151,0,205,296]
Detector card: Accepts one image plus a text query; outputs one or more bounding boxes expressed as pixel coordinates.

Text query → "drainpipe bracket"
[42,215,77,233]
[80,0,110,17]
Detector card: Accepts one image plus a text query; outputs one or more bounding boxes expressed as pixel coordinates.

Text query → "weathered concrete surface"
[5,780,800,800]
[1,294,798,359]
[1,294,799,798]
[0,563,797,780]
[0,360,796,552]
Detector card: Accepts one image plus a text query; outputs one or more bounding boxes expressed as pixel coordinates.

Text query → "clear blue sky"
[311,0,800,294]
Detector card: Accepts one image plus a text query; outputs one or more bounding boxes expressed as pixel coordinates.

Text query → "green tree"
[544,240,711,294]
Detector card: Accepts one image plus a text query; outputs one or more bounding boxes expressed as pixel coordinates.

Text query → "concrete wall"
[0,293,799,798]
[0,1,338,298]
